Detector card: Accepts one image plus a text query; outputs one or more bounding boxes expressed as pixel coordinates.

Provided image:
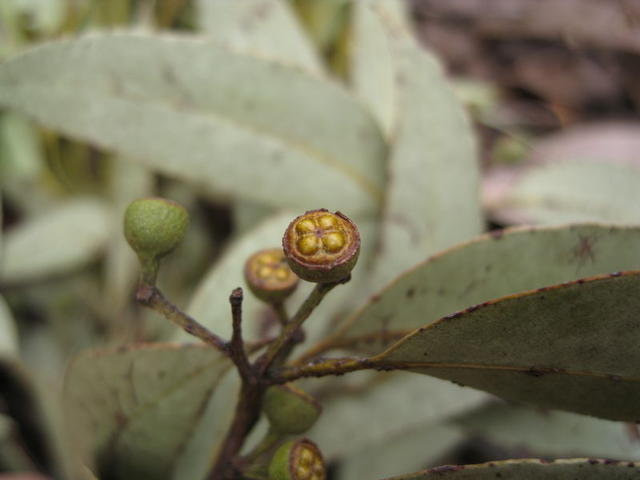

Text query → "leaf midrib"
[369,358,640,382]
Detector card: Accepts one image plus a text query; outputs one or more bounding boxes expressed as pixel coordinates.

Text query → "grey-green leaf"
[339,224,640,351]
[0,295,18,356]
[0,33,385,213]
[489,161,640,225]
[0,112,43,186]
[453,403,640,460]
[361,3,483,291]
[64,344,232,480]
[1,198,110,284]
[382,458,640,480]
[309,372,484,461]
[336,422,464,480]
[376,271,640,421]
[351,0,410,136]
[0,356,73,479]
[196,0,324,75]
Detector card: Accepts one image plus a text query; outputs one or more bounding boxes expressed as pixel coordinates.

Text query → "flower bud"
[263,384,321,435]
[268,438,326,480]
[244,249,299,303]
[282,209,360,283]
[123,197,189,284]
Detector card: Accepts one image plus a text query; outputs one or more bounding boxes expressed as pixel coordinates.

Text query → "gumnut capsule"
[282,209,360,283]
[244,248,299,303]
[268,438,326,480]
[124,197,189,284]
[263,384,321,435]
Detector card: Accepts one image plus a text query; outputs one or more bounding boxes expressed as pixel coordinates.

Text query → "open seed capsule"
[268,438,326,480]
[282,209,360,283]
[244,248,299,303]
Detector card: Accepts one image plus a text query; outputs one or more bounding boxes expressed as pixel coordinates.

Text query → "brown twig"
[135,284,228,354]
[229,288,252,382]
[208,381,264,480]
[210,279,345,478]
[270,357,379,383]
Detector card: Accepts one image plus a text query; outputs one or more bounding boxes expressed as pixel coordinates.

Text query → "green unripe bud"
[244,249,299,304]
[124,197,189,284]
[282,209,360,283]
[263,384,321,435]
[268,438,325,480]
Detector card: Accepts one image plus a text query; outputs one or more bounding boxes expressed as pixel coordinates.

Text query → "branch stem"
[135,284,228,354]
[229,288,252,382]
[271,356,381,383]
[208,381,263,479]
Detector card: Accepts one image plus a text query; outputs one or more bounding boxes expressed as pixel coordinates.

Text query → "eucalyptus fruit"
[244,248,299,303]
[123,197,189,284]
[268,438,326,480]
[263,384,322,435]
[282,209,360,283]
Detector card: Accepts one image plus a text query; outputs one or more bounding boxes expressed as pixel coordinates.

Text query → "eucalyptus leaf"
[351,0,410,136]
[196,0,324,75]
[453,403,640,460]
[0,356,72,479]
[337,422,464,480]
[383,458,640,480]
[233,200,275,236]
[375,271,640,421]
[64,343,232,480]
[309,372,484,460]
[489,161,640,225]
[0,295,18,356]
[339,224,640,350]
[0,198,111,284]
[0,112,43,185]
[0,33,386,213]
[363,3,483,292]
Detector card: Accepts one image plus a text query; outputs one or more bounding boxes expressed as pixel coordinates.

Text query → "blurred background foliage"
[1,0,640,478]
